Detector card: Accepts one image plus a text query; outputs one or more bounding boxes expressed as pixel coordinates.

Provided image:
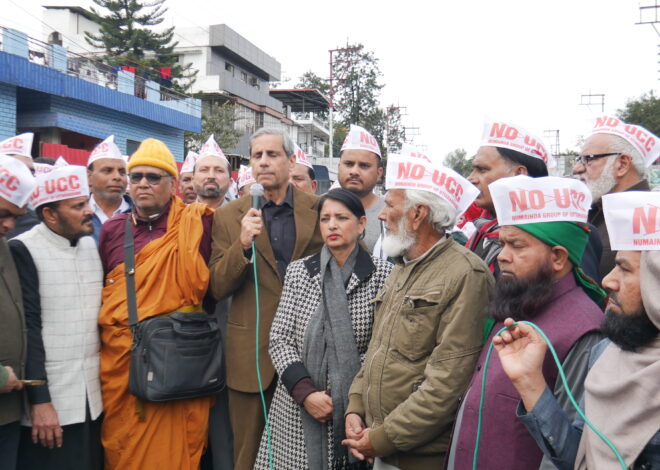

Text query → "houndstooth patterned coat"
[254,247,392,470]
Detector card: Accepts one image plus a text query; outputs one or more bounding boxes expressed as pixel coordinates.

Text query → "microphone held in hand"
[250,183,264,210]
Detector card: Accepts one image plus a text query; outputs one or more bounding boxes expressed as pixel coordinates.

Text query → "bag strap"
[123,215,139,328]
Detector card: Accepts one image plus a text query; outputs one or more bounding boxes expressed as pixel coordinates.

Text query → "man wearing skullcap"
[0,155,36,469]
[98,138,215,470]
[193,136,233,209]
[290,144,318,194]
[9,165,104,469]
[447,176,605,470]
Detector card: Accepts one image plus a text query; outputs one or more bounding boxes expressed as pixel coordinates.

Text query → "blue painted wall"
[0,83,17,141]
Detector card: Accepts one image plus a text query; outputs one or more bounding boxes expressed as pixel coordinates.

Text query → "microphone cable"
[473,321,626,470]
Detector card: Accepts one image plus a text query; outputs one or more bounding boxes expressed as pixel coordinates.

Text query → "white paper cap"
[385,152,479,215]
[0,154,37,207]
[88,135,125,166]
[0,133,34,159]
[340,124,382,158]
[294,144,313,169]
[199,135,228,162]
[589,116,659,167]
[489,175,592,225]
[603,191,660,251]
[180,151,199,174]
[480,119,551,166]
[30,165,90,208]
[237,165,256,189]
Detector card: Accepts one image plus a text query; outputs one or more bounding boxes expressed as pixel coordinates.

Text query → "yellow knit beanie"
[127,138,178,177]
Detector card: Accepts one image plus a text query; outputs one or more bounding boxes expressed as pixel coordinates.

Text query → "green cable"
[253,240,273,469]
[473,320,627,470]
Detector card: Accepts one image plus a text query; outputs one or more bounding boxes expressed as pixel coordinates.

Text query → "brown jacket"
[0,239,26,425]
[209,186,323,393]
[346,237,494,470]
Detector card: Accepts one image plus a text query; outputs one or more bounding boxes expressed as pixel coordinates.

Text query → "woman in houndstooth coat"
[254,189,392,470]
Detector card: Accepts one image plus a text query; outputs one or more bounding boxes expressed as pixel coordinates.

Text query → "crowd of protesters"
[0,115,658,470]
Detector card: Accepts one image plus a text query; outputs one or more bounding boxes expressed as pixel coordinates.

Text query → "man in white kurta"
[9,165,104,469]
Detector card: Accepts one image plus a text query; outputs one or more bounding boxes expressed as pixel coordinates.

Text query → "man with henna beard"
[447,176,606,470]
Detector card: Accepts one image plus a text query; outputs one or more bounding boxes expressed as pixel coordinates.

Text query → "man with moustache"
[209,128,323,470]
[338,125,384,254]
[495,190,660,469]
[193,136,233,209]
[447,176,606,470]
[0,155,35,469]
[572,117,658,278]
[87,136,131,243]
[343,153,493,469]
[9,166,104,469]
[179,150,199,204]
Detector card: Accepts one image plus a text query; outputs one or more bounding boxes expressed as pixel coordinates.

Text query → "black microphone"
[250,183,264,210]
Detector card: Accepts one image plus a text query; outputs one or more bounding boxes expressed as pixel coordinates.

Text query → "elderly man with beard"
[193,136,233,209]
[9,166,104,470]
[447,176,606,470]
[573,117,658,278]
[494,190,660,469]
[342,154,493,470]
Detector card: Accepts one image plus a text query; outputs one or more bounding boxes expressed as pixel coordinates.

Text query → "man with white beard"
[573,116,658,278]
[343,153,494,469]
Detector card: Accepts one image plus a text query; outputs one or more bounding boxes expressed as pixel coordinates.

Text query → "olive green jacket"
[0,239,26,425]
[346,237,494,470]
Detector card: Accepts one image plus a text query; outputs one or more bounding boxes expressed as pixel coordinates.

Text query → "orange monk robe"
[99,199,215,470]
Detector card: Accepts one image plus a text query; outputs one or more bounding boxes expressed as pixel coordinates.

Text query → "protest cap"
[34,163,54,175]
[30,165,89,208]
[0,154,37,207]
[480,119,554,167]
[237,165,256,190]
[88,136,126,166]
[54,156,69,168]
[341,124,382,158]
[489,175,591,225]
[294,144,313,169]
[0,133,34,159]
[180,151,198,174]
[198,135,228,162]
[385,151,479,215]
[603,191,660,251]
[589,116,659,167]
[128,138,178,178]
[400,143,434,164]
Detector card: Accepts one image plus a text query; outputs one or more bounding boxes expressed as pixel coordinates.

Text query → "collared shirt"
[89,194,131,224]
[260,185,296,280]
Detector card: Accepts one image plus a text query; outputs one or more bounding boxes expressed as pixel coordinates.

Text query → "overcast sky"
[3,0,659,160]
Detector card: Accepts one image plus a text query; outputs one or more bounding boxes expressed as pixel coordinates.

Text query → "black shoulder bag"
[124,216,224,401]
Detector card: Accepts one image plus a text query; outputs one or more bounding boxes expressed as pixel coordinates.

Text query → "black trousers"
[0,421,21,470]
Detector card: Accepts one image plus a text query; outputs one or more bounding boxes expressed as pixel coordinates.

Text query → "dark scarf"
[302,244,361,469]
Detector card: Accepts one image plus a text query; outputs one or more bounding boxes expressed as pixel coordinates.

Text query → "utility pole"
[579,93,606,113]
[636,1,660,79]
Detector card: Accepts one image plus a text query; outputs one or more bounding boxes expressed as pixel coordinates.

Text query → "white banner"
[489,175,591,225]
[602,191,660,251]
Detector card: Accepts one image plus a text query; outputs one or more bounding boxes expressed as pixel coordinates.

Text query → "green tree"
[444,148,472,177]
[331,43,386,151]
[296,71,329,119]
[332,122,349,159]
[85,0,196,91]
[185,102,243,152]
[616,90,660,136]
[386,105,406,153]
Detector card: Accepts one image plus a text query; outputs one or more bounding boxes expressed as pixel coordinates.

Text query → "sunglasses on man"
[128,172,171,185]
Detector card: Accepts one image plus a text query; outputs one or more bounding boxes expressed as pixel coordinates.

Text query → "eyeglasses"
[573,153,622,166]
[128,172,171,185]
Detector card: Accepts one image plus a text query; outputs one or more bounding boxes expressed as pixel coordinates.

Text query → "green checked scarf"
[516,221,607,305]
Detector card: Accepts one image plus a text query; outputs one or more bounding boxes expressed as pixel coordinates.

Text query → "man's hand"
[303,391,333,422]
[240,208,263,251]
[493,318,548,411]
[31,402,63,449]
[345,413,366,440]
[0,366,23,393]
[342,427,375,463]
